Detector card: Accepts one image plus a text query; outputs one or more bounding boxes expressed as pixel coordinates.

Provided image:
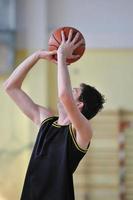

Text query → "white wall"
[16,0,48,50]
[47,0,133,48]
[16,0,133,49]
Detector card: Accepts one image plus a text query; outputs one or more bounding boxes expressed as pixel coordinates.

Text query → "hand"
[37,49,57,64]
[57,29,84,59]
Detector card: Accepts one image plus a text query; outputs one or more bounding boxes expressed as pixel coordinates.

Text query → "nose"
[72,88,77,93]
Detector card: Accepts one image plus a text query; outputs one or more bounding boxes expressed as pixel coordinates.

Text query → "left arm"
[57,30,92,147]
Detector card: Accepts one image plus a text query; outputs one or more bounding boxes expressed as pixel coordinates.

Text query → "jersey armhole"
[40,116,56,126]
[69,124,90,154]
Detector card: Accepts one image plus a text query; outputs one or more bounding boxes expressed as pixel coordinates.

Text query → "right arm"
[3,50,57,127]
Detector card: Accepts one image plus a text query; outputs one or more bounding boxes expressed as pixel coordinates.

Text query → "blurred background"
[0,0,133,199]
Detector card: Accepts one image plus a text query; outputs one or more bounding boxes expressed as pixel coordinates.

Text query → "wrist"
[57,52,67,60]
[35,50,42,60]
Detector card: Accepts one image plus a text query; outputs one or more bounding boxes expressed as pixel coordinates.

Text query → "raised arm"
[57,30,92,148]
[3,50,56,127]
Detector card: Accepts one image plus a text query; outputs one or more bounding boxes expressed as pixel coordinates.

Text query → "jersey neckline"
[52,120,70,128]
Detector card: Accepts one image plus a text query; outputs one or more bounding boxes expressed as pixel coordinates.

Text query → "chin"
[57,100,62,108]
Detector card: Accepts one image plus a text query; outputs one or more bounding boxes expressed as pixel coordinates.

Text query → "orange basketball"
[48,26,86,64]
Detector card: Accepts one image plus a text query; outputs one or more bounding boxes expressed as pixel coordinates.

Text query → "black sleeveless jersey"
[20,116,90,200]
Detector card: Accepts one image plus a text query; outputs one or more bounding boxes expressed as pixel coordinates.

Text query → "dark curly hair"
[78,83,105,120]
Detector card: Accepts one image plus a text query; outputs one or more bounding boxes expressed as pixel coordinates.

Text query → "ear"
[77,101,84,111]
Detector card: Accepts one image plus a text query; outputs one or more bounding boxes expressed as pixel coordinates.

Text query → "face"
[72,87,82,101]
[57,85,83,112]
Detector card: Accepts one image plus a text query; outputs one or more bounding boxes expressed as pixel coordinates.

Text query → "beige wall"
[71,49,133,110]
[0,50,49,199]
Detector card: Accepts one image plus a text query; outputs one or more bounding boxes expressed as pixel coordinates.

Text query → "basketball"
[48,26,86,64]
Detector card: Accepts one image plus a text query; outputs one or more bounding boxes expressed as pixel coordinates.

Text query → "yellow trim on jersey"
[45,117,88,153]
[52,123,61,128]
[41,116,55,126]
[69,125,88,153]
[52,120,70,128]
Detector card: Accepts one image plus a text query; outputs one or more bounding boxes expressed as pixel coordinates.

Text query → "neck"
[58,116,70,125]
[57,108,70,125]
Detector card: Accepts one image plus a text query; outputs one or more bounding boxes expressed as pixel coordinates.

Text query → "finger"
[67,29,73,42]
[74,38,85,49]
[43,50,57,55]
[71,32,80,44]
[61,31,65,43]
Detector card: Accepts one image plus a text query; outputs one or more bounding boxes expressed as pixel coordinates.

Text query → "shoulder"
[37,116,58,129]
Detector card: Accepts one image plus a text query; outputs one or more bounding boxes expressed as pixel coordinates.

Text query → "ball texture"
[48,26,85,64]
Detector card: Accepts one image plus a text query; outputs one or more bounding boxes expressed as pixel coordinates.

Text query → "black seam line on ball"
[52,33,60,45]
[80,43,85,47]
[49,44,58,49]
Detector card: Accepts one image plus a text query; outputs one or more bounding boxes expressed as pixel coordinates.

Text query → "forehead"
[73,87,81,91]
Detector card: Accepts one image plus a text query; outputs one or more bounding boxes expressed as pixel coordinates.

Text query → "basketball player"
[3,30,105,200]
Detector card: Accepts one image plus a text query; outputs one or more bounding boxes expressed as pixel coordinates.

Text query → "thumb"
[49,50,57,55]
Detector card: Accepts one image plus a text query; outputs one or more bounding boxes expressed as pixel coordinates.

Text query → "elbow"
[3,80,20,92]
[3,81,10,91]
[83,125,93,142]
[3,81,15,92]
[3,81,12,92]
[88,128,93,141]
[84,130,93,143]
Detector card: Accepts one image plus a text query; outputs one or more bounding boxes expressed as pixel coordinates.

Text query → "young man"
[3,30,105,200]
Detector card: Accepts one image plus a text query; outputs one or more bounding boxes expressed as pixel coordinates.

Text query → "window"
[0,0,16,74]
